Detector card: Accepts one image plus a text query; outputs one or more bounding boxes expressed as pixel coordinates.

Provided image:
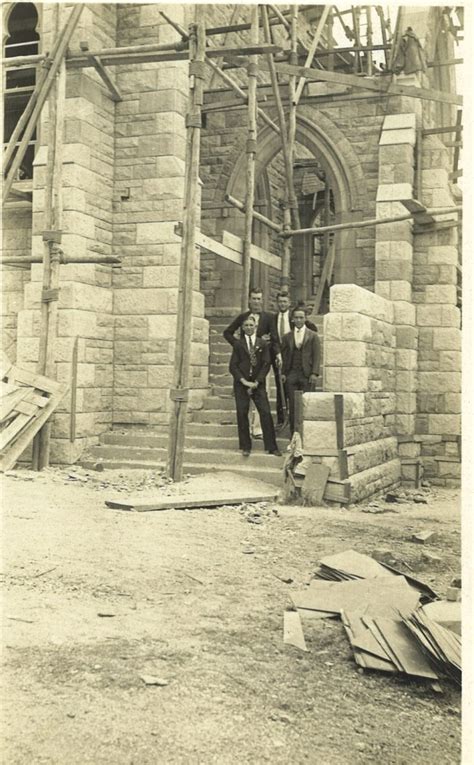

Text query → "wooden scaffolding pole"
[3,4,83,203]
[280,206,462,238]
[32,7,67,470]
[282,4,300,289]
[166,22,206,482]
[241,6,259,311]
[294,5,331,106]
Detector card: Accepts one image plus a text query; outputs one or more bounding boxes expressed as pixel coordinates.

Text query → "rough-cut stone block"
[379,128,416,146]
[323,367,342,392]
[330,284,393,323]
[303,420,338,450]
[418,371,461,394]
[376,183,413,202]
[114,288,169,315]
[395,414,415,435]
[398,441,421,459]
[424,285,457,305]
[136,222,181,245]
[348,437,398,475]
[439,351,461,371]
[432,328,461,351]
[376,241,413,261]
[393,302,415,326]
[396,349,417,371]
[396,326,418,349]
[444,393,461,414]
[376,261,412,282]
[428,415,461,435]
[375,221,412,243]
[340,314,373,342]
[390,281,412,302]
[349,459,401,502]
[426,246,458,265]
[324,341,367,367]
[303,392,365,421]
[396,392,417,414]
[382,113,416,131]
[341,367,369,392]
[323,313,342,340]
[142,266,180,288]
[148,314,177,339]
[421,169,449,189]
[416,304,443,326]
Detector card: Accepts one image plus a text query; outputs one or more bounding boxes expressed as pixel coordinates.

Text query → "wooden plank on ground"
[105,492,278,512]
[1,352,13,380]
[302,461,330,505]
[283,610,308,651]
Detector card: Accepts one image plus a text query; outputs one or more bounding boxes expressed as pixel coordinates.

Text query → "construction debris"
[0,353,68,473]
[285,548,461,687]
[283,610,308,652]
[105,492,278,512]
[411,530,437,544]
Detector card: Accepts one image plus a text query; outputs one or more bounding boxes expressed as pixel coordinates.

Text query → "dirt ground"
[1,466,462,764]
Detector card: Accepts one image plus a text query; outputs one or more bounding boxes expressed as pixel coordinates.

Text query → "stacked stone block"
[374,113,421,484]
[413,134,461,484]
[111,4,208,427]
[14,3,117,462]
[1,205,31,360]
[302,390,401,503]
[305,284,400,501]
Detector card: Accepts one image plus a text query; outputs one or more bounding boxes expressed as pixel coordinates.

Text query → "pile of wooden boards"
[285,548,462,686]
[403,608,461,686]
[0,352,68,472]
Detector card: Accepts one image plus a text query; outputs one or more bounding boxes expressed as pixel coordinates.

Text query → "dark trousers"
[286,369,311,435]
[271,359,287,424]
[234,381,278,453]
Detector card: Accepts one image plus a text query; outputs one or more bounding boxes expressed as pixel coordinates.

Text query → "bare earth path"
[1,468,461,764]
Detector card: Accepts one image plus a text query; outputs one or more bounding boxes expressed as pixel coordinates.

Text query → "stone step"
[82,457,283,486]
[101,431,242,451]
[87,444,285,469]
[187,422,237,437]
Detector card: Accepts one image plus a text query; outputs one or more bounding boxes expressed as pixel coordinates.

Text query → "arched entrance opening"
[224,112,366,314]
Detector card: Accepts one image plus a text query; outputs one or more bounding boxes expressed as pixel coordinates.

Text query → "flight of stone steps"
[85,315,325,485]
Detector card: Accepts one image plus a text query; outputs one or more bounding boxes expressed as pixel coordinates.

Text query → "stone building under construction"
[2,4,462,499]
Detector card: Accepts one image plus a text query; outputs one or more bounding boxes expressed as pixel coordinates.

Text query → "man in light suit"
[281,306,321,436]
[229,316,281,458]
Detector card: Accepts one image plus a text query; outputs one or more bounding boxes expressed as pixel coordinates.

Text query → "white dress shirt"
[277,310,291,341]
[294,326,306,349]
[246,333,256,351]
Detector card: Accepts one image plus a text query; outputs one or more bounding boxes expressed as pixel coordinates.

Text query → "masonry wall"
[111,3,208,427]
[15,2,117,463]
[302,284,401,502]
[1,205,31,361]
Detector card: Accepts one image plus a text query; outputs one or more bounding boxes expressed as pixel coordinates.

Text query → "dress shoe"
[242,450,251,457]
[268,449,282,457]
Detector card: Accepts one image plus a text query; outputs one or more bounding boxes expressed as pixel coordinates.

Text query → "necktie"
[248,336,257,368]
[279,313,285,341]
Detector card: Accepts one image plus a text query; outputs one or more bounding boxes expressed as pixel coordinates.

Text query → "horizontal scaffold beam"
[280,206,462,237]
[264,61,463,107]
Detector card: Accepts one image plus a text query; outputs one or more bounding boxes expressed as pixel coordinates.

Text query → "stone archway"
[216,110,368,309]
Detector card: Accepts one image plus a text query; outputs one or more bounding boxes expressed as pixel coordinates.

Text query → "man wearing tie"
[271,292,292,425]
[281,306,321,436]
[229,316,281,458]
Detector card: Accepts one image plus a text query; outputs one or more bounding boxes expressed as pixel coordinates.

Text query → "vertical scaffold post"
[167,22,206,481]
[32,5,66,470]
[241,5,259,311]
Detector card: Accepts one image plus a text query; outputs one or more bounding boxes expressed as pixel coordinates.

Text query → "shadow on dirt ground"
[1,467,462,764]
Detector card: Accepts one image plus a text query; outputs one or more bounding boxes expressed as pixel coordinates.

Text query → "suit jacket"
[271,311,318,342]
[224,310,279,354]
[229,336,271,385]
[281,327,321,379]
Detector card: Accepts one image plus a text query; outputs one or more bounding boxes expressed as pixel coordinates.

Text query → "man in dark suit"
[223,287,278,353]
[224,287,280,438]
[229,316,281,457]
[281,306,321,436]
[270,292,291,425]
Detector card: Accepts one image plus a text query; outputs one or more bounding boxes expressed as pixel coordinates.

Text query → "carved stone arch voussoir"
[221,107,367,216]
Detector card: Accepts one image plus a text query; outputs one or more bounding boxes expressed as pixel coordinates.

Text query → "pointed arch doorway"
[222,112,366,313]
